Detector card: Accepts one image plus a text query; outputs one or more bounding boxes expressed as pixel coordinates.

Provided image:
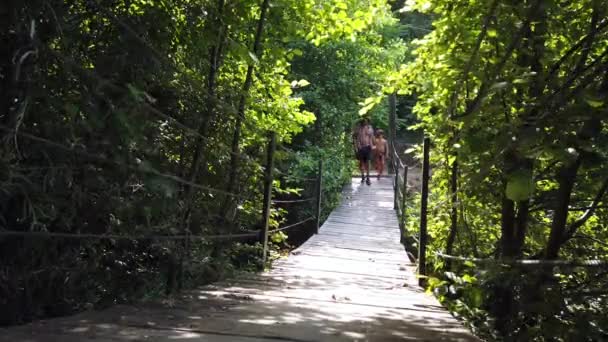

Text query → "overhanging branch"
[562,177,608,243]
[448,0,499,117]
[452,0,543,120]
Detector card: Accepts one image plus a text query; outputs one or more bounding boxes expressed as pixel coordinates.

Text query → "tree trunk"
[499,188,516,258]
[544,157,581,259]
[222,0,271,218]
[0,1,18,126]
[445,158,458,270]
[498,0,546,260]
[171,0,227,294]
[513,199,529,256]
[499,147,518,258]
[315,110,322,146]
[497,4,547,336]
[1,1,26,148]
[182,0,226,203]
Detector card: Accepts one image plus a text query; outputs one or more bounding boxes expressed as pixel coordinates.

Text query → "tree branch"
[453,0,542,120]
[448,0,499,117]
[562,177,608,243]
[538,49,608,122]
[547,17,608,78]
[572,6,600,76]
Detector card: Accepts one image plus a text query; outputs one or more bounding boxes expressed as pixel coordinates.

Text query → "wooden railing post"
[315,159,323,234]
[418,137,430,286]
[400,166,408,244]
[394,158,399,210]
[261,131,276,263]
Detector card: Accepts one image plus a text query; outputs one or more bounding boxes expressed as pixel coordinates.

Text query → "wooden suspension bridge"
[0,171,479,341]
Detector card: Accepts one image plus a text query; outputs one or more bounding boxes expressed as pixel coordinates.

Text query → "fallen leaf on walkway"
[162,298,176,308]
[222,293,254,301]
[331,294,351,301]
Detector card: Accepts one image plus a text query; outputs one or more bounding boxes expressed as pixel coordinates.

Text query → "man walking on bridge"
[353,117,374,185]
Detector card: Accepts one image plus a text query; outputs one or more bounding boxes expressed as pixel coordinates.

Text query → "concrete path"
[0,177,479,341]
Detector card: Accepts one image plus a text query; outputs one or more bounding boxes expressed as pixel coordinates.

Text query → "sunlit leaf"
[506,169,534,201]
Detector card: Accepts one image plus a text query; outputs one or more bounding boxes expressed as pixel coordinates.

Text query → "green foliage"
[505,169,534,202]
[427,270,488,327]
[0,0,407,326]
[395,0,608,339]
[284,8,406,221]
[229,243,264,271]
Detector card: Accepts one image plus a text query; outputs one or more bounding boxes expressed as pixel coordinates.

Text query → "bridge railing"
[255,132,323,262]
[260,132,322,262]
[0,131,322,293]
[392,138,430,286]
[391,143,408,245]
[410,136,607,288]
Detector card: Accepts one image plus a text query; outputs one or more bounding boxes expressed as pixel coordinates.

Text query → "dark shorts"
[357,145,372,162]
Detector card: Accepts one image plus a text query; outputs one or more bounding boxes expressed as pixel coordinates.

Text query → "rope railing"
[435,252,608,268]
[391,142,406,171]
[268,217,316,234]
[289,177,318,182]
[0,229,259,241]
[272,197,316,204]
[259,136,323,262]
[275,173,318,183]
[389,141,410,247]
[3,129,323,279]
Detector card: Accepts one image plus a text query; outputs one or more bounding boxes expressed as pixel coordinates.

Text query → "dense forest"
[395,0,608,341]
[0,0,412,327]
[2,0,608,341]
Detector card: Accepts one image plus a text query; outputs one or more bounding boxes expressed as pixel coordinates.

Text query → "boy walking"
[353,118,374,185]
[373,129,388,179]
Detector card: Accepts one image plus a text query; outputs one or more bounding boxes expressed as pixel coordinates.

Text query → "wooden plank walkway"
[0,177,479,342]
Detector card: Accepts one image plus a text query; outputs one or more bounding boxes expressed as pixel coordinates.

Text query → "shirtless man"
[373,129,388,180]
[353,118,374,185]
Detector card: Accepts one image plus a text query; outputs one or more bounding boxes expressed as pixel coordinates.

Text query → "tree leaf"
[297,79,310,87]
[585,98,603,108]
[490,81,508,90]
[506,169,534,201]
[248,51,260,65]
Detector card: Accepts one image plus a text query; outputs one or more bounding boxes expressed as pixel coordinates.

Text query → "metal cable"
[268,217,315,233]
[274,169,318,183]
[272,197,316,204]
[435,252,608,268]
[0,229,259,241]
